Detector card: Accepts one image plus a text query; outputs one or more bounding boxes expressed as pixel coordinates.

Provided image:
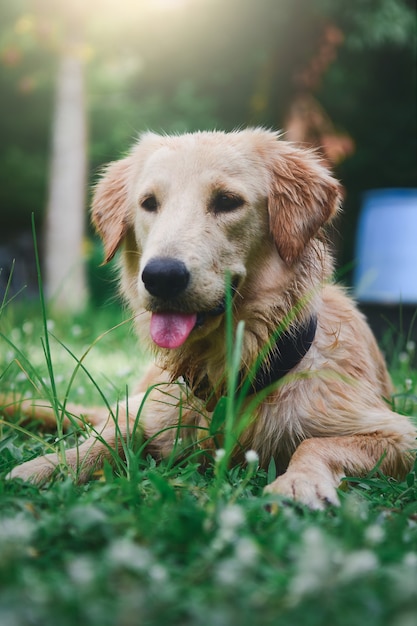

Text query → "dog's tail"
[0,393,107,430]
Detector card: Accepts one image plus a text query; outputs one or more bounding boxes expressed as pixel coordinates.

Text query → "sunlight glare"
[149,0,189,11]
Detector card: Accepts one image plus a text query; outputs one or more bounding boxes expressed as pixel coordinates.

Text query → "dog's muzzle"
[141,257,239,350]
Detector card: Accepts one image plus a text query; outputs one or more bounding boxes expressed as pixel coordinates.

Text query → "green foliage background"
[0,0,416,276]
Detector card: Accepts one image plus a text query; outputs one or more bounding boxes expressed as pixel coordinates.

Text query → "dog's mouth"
[149,283,238,350]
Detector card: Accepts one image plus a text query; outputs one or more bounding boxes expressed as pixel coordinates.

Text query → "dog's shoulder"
[315,284,393,396]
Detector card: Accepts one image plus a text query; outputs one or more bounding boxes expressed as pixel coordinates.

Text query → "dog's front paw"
[264,470,340,509]
[6,454,61,485]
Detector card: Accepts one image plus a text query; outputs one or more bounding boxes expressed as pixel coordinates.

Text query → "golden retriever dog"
[4,129,416,508]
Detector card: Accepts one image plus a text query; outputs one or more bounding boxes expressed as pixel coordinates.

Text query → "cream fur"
[5,129,416,508]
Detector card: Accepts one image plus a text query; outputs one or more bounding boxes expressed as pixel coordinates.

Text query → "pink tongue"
[150,312,197,349]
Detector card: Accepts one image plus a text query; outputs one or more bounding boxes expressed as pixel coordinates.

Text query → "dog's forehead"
[132,132,270,193]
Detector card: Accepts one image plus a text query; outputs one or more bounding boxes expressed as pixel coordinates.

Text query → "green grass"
[1,299,417,626]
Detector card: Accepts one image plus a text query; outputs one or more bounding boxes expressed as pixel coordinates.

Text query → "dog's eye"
[141,195,158,212]
[213,193,244,213]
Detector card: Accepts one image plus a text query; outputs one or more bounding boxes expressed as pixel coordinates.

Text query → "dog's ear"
[267,145,342,264]
[91,157,133,263]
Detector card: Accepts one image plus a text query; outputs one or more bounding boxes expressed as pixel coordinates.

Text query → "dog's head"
[92,129,341,350]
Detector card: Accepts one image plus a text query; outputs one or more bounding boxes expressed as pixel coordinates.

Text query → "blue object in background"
[354,189,417,304]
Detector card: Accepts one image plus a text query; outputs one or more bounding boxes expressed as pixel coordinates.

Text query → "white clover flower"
[215,558,240,586]
[406,340,415,354]
[390,553,417,601]
[214,505,246,550]
[67,556,95,585]
[10,328,21,342]
[290,569,322,599]
[245,449,259,465]
[219,504,245,530]
[0,515,34,543]
[107,538,152,573]
[404,378,413,391]
[340,550,378,581]
[364,524,385,545]
[289,527,341,600]
[403,552,417,568]
[235,537,259,566]
[214,448,226,462]
[149,564,168,583]
[46,319,55,331]
[22,321,33,335]
[343,493,370,521]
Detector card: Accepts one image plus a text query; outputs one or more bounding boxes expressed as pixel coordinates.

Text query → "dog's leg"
[5,392,157,484]
[5,397,144,484]
[6,382,204,484]
[264,429,416,509]
[0,393,108,430]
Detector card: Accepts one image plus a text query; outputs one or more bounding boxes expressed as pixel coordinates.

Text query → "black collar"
[240,315,317,395]
[186,315,317,401]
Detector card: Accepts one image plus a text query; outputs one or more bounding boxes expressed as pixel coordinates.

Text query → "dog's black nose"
[142,257,190,299]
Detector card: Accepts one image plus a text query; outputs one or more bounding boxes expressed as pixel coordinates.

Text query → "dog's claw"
[264,472,341,510]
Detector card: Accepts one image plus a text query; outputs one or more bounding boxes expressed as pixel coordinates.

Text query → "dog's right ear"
[91,157,133,263]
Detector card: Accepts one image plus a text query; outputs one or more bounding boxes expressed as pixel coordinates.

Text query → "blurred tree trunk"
[44,34,87,312]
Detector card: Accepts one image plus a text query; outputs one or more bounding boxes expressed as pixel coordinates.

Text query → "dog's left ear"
[91,157,133,263]
[267,144,342,265]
